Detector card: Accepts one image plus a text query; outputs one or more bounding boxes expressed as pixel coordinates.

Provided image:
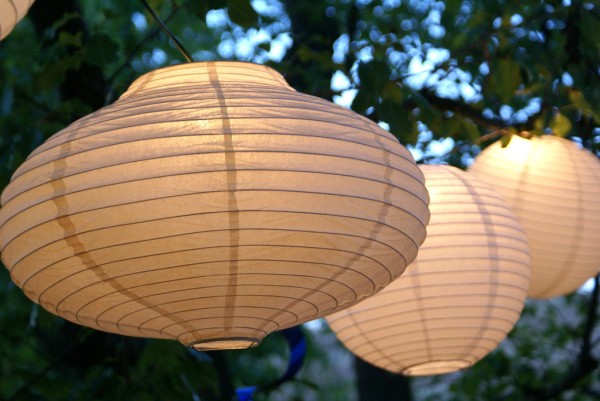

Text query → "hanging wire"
[138,0,193,62]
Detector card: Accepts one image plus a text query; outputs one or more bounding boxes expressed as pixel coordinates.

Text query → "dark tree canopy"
[1,1,599,400]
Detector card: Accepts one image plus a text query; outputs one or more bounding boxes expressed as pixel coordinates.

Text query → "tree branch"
[211,351,235,401]
[417,89,505,131]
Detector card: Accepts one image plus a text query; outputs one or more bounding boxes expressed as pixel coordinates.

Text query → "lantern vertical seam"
[450,168,500,365]
[536,140,584,298]
[335,128,400,372]
[48,134,197,337]
[207,62,241,340]
[402,245,434,373]
[509,138,547,297]
[253,119,400,335]
[364,126,395,287]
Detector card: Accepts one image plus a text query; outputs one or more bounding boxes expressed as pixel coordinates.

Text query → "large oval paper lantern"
[0,0,34,40]
[469,135,600,298]
[0,61,429,350]
[327,165,530,376]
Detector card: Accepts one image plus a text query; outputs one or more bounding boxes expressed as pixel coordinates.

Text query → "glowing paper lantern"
[0,0,34,40]
[0,61,430,350]
[327,165,531,376]
[469,135,600,298]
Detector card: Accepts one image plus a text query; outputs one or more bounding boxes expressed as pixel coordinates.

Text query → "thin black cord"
[139,0,193,62]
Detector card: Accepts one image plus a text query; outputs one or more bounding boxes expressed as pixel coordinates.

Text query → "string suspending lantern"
[469,134,600,299]
[327,165,531,376]
[0,0,34,40]
[0,61,430,350]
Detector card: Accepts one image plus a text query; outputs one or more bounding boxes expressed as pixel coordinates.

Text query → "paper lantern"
[326,164,531,376]
[0,61,430,350]
[469,135,600,298]
[0,0,34,40]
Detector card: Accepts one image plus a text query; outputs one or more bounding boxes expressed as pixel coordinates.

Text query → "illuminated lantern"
[0,0,34,40]
[469,134,600,298]
[0,61,430,350]
[327,164,530,375]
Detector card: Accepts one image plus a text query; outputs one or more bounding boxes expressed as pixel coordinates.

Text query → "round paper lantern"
[326,165,531,376]
[0,0,34,40]
[0,61,430,350]
[469,135,600,298]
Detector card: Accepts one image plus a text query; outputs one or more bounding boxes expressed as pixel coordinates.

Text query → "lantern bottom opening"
[402,360,471,376]
[188,337,262,351]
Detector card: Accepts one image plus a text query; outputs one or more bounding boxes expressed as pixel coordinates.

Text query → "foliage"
[1,0,600,400]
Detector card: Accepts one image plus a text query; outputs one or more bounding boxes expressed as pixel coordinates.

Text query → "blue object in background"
[235,326,307,401]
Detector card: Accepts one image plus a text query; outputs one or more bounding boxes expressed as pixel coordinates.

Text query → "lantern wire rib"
[138,0,193,62]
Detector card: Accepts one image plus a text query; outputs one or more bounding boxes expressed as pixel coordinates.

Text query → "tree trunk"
[356,356,412,401]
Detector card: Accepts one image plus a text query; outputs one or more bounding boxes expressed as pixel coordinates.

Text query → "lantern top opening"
[402,360,471,376]
[121,61,292,99]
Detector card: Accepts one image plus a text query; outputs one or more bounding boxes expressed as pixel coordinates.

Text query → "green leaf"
[350,59,391,113]
[186,0,223,19]
[487,58,522,103]
[257,42,270,51]
[530,112,550,136]
[296,43,336,68]
[350,87,373,114]
[581,12,600,51]
[352,59,390,114]
[460,118,481,141]
[33,55,83,90]
[84,33,120,66]
[357,59,390,94]
[50,12,81,33]
[500,133,513,148]
[380,98,417,145]
[227,0,259,28]
[381,81,403,103]
[568,89,600,124]
[409,90,438,122]
[58,32,82,49]
[549,112,572,137]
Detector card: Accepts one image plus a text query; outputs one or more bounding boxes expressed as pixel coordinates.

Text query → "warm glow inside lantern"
[0,61,430,350]
[0,0,34,40]
[326,165,531,376]
[469,135,600,298]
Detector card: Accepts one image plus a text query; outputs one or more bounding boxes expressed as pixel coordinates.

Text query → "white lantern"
[0,0,34,40]
[327,165,531,376]
[0,61,430,350]
[469,135,600,298]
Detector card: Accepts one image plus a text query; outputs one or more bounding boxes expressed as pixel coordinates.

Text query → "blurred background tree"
[1,0,599,400]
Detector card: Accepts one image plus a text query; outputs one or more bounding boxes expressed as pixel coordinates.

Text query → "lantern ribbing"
[469,135,600,298]
[327,165,531,376]
[0,0,33,40]
[0,62,430,350]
